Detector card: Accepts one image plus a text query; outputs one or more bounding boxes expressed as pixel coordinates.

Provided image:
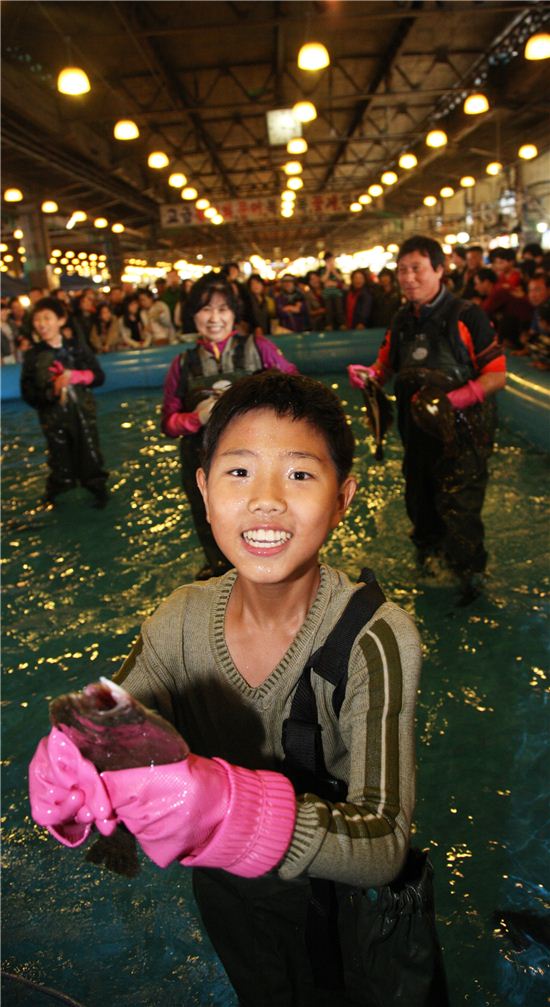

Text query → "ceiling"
[2,0,550,264]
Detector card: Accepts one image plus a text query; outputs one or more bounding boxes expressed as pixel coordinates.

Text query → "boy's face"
[32,309,65,345]
[197,408,356,584]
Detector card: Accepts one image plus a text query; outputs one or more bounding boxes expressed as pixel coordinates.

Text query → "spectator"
[474,268,532,347]
[72,290,97,346]
[8,296,26,337]
[275,274,309,332]
[220,262,248,328]
[371,268,402,327]
[447,247,467,294]
[90,303,120,354]
[303,271,327,331]
[138,288,176,346]
[489,247,522,290]
[244,274,275,336]
[520,274,550,360]
[158,269,182,322]
[344,269,373,329]
[174,278,194,333]
[320,252,345,328]
[521,242,544,267]
[528,302,550,369]
[1,300,18,363]
[108,285,125,318]
[119,294,146,349]
[462,246,485,300]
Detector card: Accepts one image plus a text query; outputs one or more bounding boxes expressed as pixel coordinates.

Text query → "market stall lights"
[381,171,398,186]
[292,100,317,123]
[460,176,476,188]
[518,144,538,160]
[148,151,169,169]
[113,119,139,140]
[524,32,550,60]
[297,42,330,72]
[204,207,217,219]
[440,186,455,198]
[4,188,23,202]
[283,161,303,175]
[464,93,489,115]
[287,137,308,155]
[287,177,304,190]
[57,66,90,96]
[425,129,448,148]
[111,223,125,233]
[358,193,372,205]
[13,229,23,239]
[212,214,224,225]
[350,202,362,212]
[368,184,383,197]
[94,217,108,228]
[41,200,59,213]
[486,161,502,176]
[181,187,198,200]
[399,153,418,169]
[423,195,437,206]
[168,172,187,188]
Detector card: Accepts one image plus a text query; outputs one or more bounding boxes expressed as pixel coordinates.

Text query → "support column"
[19,205,54,290]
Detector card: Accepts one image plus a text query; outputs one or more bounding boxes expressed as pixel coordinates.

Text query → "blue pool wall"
[2,329,549,454]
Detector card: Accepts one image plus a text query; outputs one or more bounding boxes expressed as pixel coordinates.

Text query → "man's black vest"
[389,288,476,387]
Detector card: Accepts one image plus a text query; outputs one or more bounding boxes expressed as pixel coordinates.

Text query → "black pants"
[402,403,496,576]
[40,397,108,499]
[179,435,229,569]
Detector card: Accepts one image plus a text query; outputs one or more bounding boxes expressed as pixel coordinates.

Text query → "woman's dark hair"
[187,275,240,322]
[488,246,516,263]
[477,267,497,284]
[30,296,66,320]
[247,273,264,289]
[137,286,156,302]
[397,235,445,271]
[201,371,355,483]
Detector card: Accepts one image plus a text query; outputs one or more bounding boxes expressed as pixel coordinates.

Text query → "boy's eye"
[228,467,248,477]
[290,470,312,481]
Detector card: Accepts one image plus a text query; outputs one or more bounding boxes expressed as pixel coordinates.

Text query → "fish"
[49,677,190,875]
[360,376,393,461]
[410,384,457,451]
[493,909,550,952]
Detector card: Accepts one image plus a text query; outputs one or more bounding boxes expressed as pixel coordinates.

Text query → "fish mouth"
[241,528,292,550]
[79,677,131,714]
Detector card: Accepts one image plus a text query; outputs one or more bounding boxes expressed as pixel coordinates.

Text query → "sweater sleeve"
[278,603,421,887]
[255,335,299,374]
[161,354,201,437]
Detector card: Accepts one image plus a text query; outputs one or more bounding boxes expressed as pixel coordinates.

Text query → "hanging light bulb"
[13,229,24,239]
[518,144,538,160]
[358,193,372,205]
[399,152,417,169]
[460,176,476,188]
[196,198,210,210]
[486,161,502,176]
[114,119,140,140]
[281,207,294,218]
[440,186,455,198]
[204,207,217,219]
[111,223,125,233]
[168,172,187,188]
[524,32,550,60]
[41,200,59,213]
[349,202,363,213]
[4,188,23,202]
[423,195,437,207]
[297,42,330,72]
[464,93,489,115]
[381,171,398,186]
[425,129,448,148]
[387,243,399,253]
[287,176,304,190]
[283,161,303,175]
[212,214,224,225]
[94,217,108,228]
[281,190,296,201]
[57,67,90,96]
[292,101,317,123]
[457,231,470,243]
[181,186,198,200]
[287,137,308,155]
[147,151,169,169]
[368,184,383,197]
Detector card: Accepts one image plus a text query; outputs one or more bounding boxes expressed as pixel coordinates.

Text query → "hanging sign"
[160,192,354,228]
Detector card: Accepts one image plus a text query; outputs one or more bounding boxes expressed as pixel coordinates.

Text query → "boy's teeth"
[243,529,292,546]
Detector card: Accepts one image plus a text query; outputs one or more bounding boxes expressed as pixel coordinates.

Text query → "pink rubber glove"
[69,369,95,386]
[102,753,296,876]
[29,728,117,847]
[164,411,202,437]
[48,361,65,377]
[348,364,377,389]
[447,379,486,411]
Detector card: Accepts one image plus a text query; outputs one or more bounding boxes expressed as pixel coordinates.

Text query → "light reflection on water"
[2,384,549,1006]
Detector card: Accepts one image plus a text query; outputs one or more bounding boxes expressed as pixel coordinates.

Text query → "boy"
[20,296,109,507]
[30,373,429,1005]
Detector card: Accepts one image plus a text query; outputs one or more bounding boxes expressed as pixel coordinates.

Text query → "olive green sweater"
[118,564,421,888]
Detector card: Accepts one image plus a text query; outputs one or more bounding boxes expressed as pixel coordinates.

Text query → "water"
[2,382,549,1006]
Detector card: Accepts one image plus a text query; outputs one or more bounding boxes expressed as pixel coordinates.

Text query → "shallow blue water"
[2,382,549,1006]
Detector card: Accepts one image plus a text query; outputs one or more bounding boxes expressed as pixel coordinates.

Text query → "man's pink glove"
[69,369,95,386]
[348,364,377,390]
[447,379,486,411]
[102,754,296,876]
[29,728,117,847]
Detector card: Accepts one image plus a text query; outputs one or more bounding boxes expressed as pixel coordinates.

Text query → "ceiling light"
[77,252,87,259]
[297,42,330,72]
[358,193,372,205]
[287,177,304,190]
[281,207,294,218]
[399,152,417,169]
[4,188,23,202]
[387,243,399,253]
[212,214,224,225]
[196,198,210,210]
[94,217,108,228]
[148,151,169,169]
[536,222,548,234]
[204,207,217,219]
[464,93,489,115]
[283,161,303,175]
[457,231,470,243]
[518,144,538,160]
[13,229,23,239]
[486,161,502,176]
[281,190,296,201]
[181,187,198,200]
[524,32,550,60]
[287,137,308,155]
[381,171,398,185]
[113,119,139,140]
[4,254,14,262]
[292,100,317,123]
[440,186,455,198]
[169,172,187,188]
[65,251,74,258]
[425,129,448,148]
[0,243,7,252]
[111,223,125,233]
[41,200,59,213]
[423,195,437,207]
[57,66,90,96]
[368,184,383,197]
[350,202,362,213]
[460,176,476,188]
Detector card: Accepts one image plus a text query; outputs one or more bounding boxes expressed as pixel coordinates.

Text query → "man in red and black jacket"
[348,235,506,602]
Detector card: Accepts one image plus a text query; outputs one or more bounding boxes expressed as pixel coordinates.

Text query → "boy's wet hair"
[31,297,66,320]
[201,371,355,483]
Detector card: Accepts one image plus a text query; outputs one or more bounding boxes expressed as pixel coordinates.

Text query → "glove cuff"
[182,760,296,878]
[447,379,485,411]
